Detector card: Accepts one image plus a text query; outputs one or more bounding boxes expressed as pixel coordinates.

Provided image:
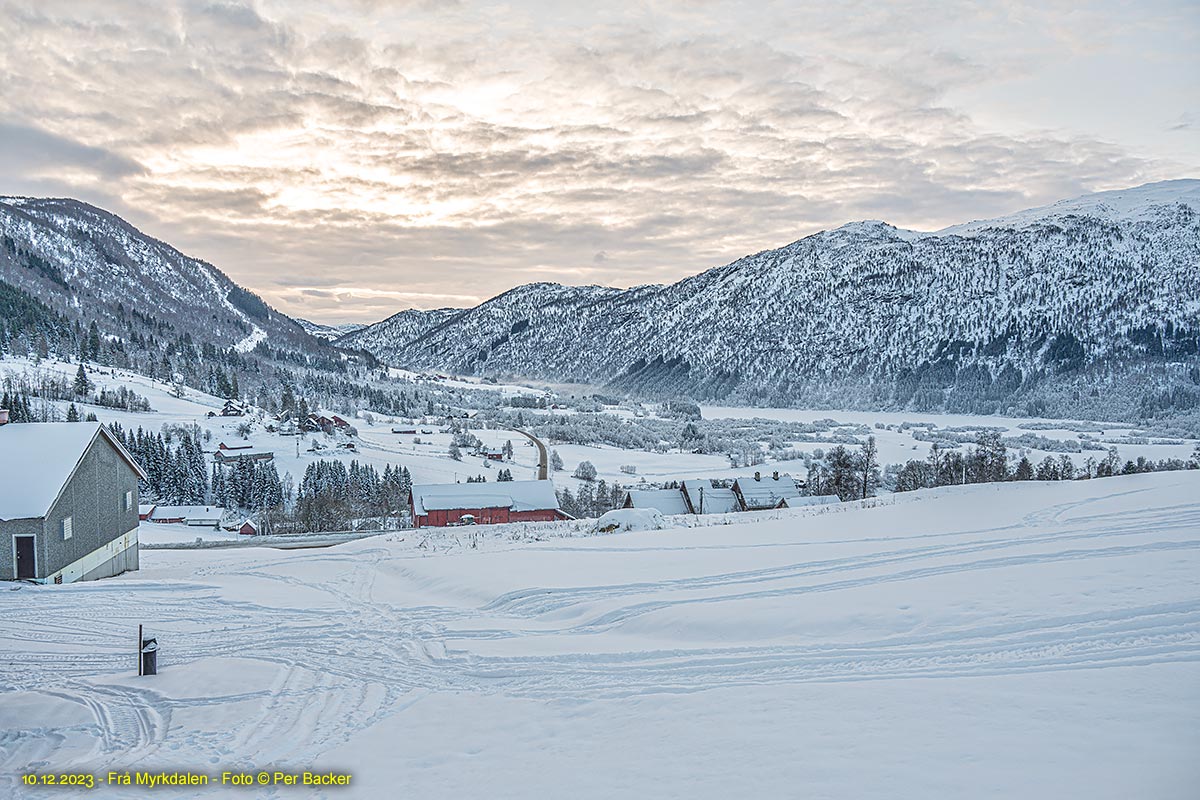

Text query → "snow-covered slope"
[0,197,318,355]
[941,179,1200,234]
[336,306,462,351]
[1,472,1196,797]
[296,318,368,341]
[350,180,1200,417]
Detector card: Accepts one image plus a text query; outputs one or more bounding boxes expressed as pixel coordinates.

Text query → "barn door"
[14,536,35,579]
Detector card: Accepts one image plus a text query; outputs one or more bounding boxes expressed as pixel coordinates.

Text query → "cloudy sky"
[1,1,1197,323]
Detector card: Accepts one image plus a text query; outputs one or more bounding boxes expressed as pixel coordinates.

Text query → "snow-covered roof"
[214,448,274,459]
[624,489,689,516]
[149,505,225,521]
[411,480,560,514]
[138,504,156,514]
[785,494,841,508]
[0,422,146,521]
[680,481,740,514]
[733,475,802,509]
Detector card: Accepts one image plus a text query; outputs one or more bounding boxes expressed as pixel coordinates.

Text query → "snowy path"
[1,474,1198,798]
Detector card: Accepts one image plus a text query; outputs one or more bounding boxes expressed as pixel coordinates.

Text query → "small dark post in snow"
[138,625,159,676]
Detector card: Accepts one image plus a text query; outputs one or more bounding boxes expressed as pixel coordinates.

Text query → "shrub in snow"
[592,508,666,534]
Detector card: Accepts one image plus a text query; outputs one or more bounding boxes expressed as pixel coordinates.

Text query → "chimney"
[0,408,9,425]
[754,471,761,481]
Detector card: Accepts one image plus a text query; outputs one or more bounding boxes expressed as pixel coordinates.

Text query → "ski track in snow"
[1,477,1198,787]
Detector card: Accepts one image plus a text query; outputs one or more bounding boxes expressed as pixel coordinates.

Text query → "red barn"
[409,480,568,528]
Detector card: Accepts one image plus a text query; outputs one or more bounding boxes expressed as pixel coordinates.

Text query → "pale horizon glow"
[0,0,1196,324]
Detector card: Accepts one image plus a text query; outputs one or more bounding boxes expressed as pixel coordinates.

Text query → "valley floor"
[1,473,1198,798]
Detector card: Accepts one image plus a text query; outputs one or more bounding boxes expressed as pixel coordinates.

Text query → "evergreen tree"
[576,481,595,515]
[1058,454,1076,480]
[65,402,80,422]
[550,450,564,472]
[73,364,93,396]
[556,486,578,518]
[281,385,296,414]
[1014,456,1034,481]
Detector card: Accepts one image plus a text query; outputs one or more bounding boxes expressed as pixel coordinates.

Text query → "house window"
[124,490,133,512]
[62,517,73,540]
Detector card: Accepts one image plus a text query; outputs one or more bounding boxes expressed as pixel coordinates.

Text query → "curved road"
[508,427,549,480]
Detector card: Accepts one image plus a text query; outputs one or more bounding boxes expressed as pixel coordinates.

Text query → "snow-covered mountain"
[349,180,1200,417]
[0,196,318,354]
[337,307,462,351]
[0,197,382,405]
[297,319,368,341]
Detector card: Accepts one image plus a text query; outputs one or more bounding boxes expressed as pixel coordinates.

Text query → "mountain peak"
[938,179,1200,236]
[827,219,926,242]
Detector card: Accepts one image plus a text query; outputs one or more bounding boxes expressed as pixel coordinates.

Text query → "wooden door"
[14,535,35,579]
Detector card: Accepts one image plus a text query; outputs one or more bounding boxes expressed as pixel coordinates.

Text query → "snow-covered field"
[5,356,1196,508]
[703,404,1200,469]
[2,472,1197,798]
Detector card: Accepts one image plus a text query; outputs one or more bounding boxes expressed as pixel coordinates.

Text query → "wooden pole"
[137,624,143,676]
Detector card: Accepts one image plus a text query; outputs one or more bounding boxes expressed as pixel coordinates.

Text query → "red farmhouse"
[409,480,568,528]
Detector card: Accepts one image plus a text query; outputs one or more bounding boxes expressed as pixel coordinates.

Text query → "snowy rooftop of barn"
[411,480,560,514]
[625,488,690,516]
[733,475,802,508]
[149,505,226,521]
[680,481,741,514]
[0,422,143,520]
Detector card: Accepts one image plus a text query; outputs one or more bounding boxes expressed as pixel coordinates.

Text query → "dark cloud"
[0,121,144,180]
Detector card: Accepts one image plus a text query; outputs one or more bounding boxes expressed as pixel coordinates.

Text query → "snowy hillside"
[297,319,367,341]
[0,197,316,353]
[941,178,1200,234]
[349,180,1200,419]
[1,472,1197,797]
[337,306,466,351]
[0,197,392,407]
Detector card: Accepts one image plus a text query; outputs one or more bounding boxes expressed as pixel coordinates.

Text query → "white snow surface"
[1,472,1198,798]
[592,506,667,532]
[231,324,267,353]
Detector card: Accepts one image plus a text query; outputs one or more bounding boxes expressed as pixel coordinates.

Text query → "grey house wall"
[1,432,140,581]
[0,517,42,578]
